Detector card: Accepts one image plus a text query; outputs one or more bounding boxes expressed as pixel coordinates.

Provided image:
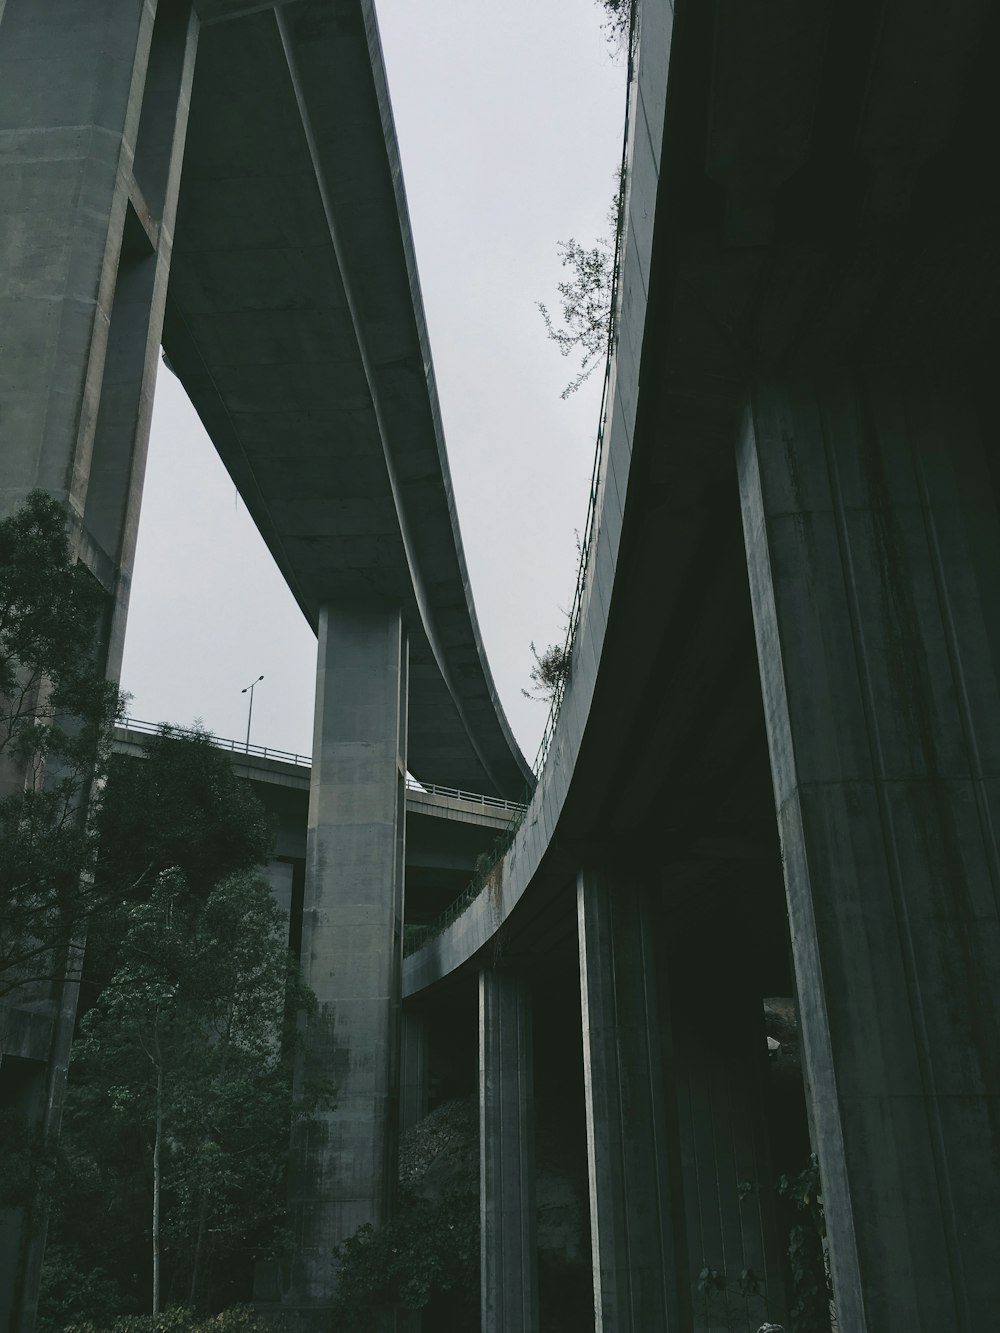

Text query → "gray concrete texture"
[162,0,530,798]
[286,602,407,1306]
[738,372,1000,1329]
[479,968,538,1333]
[403,0,1000,1328]
[7,0,1000,1327]
[577,868,685,1332]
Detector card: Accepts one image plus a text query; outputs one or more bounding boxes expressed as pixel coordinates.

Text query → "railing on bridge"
[117,716,312,767]
[116,718,527,815]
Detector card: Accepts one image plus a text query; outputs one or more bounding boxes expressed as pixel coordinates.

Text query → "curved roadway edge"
[166,0,532,800]
[354,0,531,796]
[403,0,673,999]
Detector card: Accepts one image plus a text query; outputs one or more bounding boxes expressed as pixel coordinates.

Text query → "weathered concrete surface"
[0,5,197,1327]
[286,602,408,1311]
[577,868,686,1333]
[162,0,530,799]
[405,1,1000,1327]
[738,372,1000,1330]
[399,1008,429,1136]
[670,983,788,1332]
[479,969,538,1333]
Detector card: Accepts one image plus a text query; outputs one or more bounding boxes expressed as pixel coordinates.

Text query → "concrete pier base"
[479,968,538,1333]
[577,867,687,1333]
[287,603,408,1311]
[739,371,1000,1329]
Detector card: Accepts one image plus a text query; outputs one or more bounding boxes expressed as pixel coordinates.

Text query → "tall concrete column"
[577,867,688,1332]
[399,1007,429,1135]
[738,371,1000,1330]
[0,0,197,669]
[479,968,538,1333]
[671,990,788,1331]
[0,7,197,1329]
[287,602,408,1312]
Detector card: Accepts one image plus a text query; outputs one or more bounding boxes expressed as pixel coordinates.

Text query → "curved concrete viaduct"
[3,0,1000,1330]
[401,0,1000,1329]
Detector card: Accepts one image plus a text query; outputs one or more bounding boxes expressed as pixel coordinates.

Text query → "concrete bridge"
[3,0,1000,1330]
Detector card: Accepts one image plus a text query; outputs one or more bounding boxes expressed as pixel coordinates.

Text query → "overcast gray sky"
[119,0,627,768]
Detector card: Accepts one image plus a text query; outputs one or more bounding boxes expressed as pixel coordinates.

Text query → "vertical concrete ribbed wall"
[480,968,538,1333]
[739,372,1000,1329]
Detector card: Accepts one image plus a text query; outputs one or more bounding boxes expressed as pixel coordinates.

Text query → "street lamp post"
[241,674,264,752]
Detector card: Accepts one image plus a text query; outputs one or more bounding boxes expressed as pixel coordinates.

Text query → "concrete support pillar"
[0,7,197,1328]
[577,867,687,1332]
[0,0,198,667]
[738,371,1000,1330]
[399,1007,429,1135]
[672,995,788,1332]
[479,968,538,1333]
[288,603,408,1311]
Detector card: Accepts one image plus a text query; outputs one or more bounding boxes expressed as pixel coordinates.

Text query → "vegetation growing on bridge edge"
[521,638,572,703]
[537,176,623,400]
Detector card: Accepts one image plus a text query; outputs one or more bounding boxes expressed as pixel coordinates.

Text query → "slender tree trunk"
[152,1050,163,1313]
[189,1196,208,1306]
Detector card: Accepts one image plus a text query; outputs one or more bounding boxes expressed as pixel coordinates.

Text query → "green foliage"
[37,1247,123,1333]
[521,640,571,704]
[538,176,624,398]
[56,1306,274,1333]
[0,491,123,996]
[46,872,326,1316]
[331,1187,479,1331]
[597,0,632,45]
[0,1106,54,1208]
[776,1155,832,1332]
[98,725,272,900]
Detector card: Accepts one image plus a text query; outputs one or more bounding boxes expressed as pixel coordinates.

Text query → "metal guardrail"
[117,716,312,767]
[116,718,526,814]
[403,778,527,815]
[531,7,637,779]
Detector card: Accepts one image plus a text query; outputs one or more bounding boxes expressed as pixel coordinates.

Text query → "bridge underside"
[164,2,530,798]
[401,0,1000,1329]
[4,0,1000,1328]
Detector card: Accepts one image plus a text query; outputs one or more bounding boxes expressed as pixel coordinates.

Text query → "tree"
[96,727,273,905]
[521,641,572,704]
[537,178,623,399]
[50,870,324,1319]
[597,0,632,46]
[0,491,122,998]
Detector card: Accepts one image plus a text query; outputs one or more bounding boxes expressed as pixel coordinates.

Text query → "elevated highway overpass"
[3,0,1000,1329]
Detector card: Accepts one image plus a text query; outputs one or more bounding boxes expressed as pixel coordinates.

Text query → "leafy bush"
[331,1187,479,1332]
[36,1247,122,1333]
[522,641,571,703]
[58,1306,273,1333]
[777,1155,833,1331]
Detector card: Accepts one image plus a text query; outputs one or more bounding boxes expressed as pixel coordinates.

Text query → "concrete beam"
[738,371,1000,1329]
